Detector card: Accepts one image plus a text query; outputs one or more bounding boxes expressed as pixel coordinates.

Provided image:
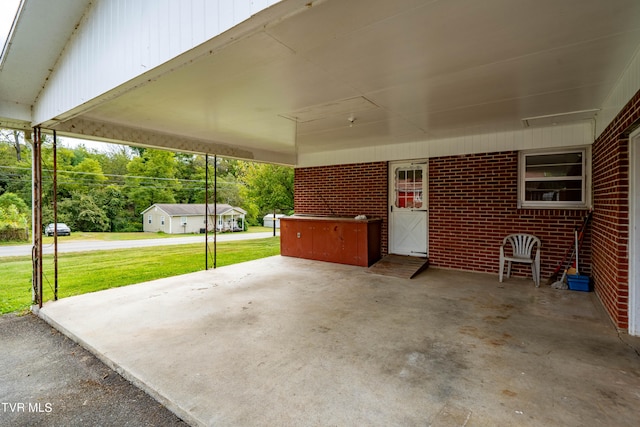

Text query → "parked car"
[44,223,71,236]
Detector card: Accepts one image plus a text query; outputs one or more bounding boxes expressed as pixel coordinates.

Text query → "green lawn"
[0,226,277,246]
[0,236,280,315]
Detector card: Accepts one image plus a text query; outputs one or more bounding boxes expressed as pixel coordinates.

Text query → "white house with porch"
[141,203,246,234]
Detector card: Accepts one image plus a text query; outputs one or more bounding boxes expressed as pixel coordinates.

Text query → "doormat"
[368,255,429,279]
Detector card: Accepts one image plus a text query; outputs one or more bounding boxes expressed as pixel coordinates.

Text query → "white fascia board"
[139,204,159,216]
[50,117,296,165]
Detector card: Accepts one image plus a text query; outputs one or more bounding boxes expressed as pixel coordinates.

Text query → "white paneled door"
[389,161,428,257]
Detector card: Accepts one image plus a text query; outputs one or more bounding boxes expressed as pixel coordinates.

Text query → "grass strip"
[0,237,280,315]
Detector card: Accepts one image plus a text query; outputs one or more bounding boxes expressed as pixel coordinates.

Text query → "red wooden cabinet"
[280,216,382,267]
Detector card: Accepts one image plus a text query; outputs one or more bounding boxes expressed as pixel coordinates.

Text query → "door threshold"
[368,254,429,279]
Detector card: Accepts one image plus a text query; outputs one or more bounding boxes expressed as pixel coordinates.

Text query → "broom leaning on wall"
[547,209,593,289]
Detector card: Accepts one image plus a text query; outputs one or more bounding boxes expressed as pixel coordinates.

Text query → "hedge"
[0,227,29,242]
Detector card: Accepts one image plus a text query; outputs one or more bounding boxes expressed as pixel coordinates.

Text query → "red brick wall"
[294,156,591,282]
[294,92,640,331]
[592,89,640,330]
[294,162,389,254]
[429,152,591,279]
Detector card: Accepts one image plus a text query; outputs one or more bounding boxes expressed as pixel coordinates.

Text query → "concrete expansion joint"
[617,332,640,357]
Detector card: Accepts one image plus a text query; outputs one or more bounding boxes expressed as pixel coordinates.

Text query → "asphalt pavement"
[0,313,186,426]
[0,231,279,258]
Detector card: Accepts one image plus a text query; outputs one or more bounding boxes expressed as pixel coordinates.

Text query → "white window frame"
[148,215,152,224]
[180,216,188,225]
[161,216,165,225]
[518,146,592,209]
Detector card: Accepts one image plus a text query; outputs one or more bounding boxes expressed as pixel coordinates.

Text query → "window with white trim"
[180,216,188,225]
[148,215,152,224]
[518,147,591,209]
[161,216,165,225]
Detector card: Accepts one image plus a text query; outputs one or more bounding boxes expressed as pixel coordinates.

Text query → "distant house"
[141,204,246,234]
[263,214,286,229]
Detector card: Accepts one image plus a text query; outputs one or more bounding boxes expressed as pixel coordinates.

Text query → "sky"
[0,0,110,152]
[0,1,113,153]
[0,0,21,50]
[59,136,120,153]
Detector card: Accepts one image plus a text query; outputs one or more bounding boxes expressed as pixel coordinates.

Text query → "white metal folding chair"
[499,234,541,287]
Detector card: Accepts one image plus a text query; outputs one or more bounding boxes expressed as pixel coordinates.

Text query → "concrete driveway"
[0,232,278,257]
[38,256,640,426]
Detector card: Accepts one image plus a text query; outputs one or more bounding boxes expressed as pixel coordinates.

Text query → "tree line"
[0,129,294,240]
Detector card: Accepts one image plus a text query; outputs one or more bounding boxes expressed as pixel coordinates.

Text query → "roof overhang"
[2,0,640,166]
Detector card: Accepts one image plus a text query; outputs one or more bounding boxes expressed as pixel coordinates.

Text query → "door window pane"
[395,167,423,208]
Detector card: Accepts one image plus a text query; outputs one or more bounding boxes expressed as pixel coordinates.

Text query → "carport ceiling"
[62,0,640,160]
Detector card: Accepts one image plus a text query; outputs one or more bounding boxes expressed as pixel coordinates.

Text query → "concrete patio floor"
[39,256,640,426]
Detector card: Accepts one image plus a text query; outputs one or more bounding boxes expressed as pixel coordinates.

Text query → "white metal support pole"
[31,127,43,310]
[205,154,209,270]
